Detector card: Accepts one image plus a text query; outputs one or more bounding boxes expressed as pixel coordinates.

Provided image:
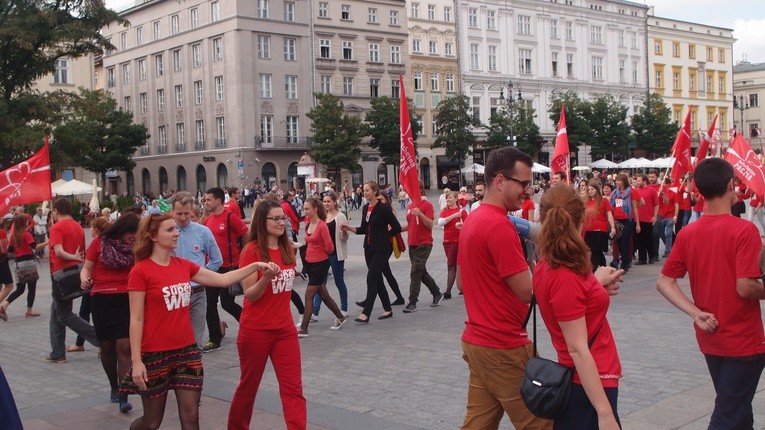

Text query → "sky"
[104,0,765,64]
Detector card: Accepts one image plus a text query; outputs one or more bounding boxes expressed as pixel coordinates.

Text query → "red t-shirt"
[224,199,242,218]
[204,210,248,268]
[658,189,677,219]
[533,261,622,387]
[521,199,535,221]
[0,229,6,257]
[674,188,692,211]
[304,221,334,263]
[128,257,200,352]
[439,207,467,244]
[49,218,85,273]
[636,186,658,222]
[610,188,639,220]
[11,231,35,258]
[583,199,613,233]
[459,204,531,349]
[662,214,765,357]
[282,201,300,234]
[750,194,761,208]
[736,184,751,203]
[239,243,297,333]
[406,199,435,246]
[86,239,131,295]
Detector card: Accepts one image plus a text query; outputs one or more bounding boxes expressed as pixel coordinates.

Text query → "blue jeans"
[659,216,674,256]
[312,254,348,314]
[705,353,765,430]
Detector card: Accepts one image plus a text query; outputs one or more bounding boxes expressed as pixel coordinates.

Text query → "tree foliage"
[486,102,542,156]
[588,95,633,159]
[306,93,366,172]
[549,91,593,153]
[364,96,420,166]
[631,93,679,156]
[432,95,481,160]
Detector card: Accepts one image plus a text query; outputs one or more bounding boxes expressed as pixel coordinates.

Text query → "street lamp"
[733,94,750,137]
[499,81,523,147]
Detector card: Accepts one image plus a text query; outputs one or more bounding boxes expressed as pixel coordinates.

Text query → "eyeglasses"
[266,216,288,223]
[498,174,533,191]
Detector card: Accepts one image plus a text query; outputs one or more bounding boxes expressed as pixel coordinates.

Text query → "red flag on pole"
[693,115,717,169]
[0,137,52,215]
[670,110,692,186]
[399,74,421,205]
[724,134,765,201]
[550,105,570,184]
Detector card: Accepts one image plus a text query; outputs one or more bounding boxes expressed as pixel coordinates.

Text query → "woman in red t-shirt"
[297,197,346,337]
[80,213,140,413]
[534,185,624,429]
[583,180,616,270]
[437,191,467,298]
[229,200,307,430]
[122,213,275,430]
[1,215,43,318]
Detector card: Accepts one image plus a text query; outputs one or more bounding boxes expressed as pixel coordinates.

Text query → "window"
[619,59,625,82]
[123,96,131,113]
[468,8,478,28]
[430,72,439,91]
[175,85,184,108]
[427,4,435,20]
[260,116,273,143]
[213,38,223,62]
[53,58,69,84]
[471,96,480,121]
[136,27,143,45]
[707,73,714,94]
[192,43,202,67]
[211,1,220,22]
[390,10,398,25]
[258,0,269,18]
[552,52,559,77]
[215,76,224,100]
[488,45,497,71]
[718,75,726,93]
[216,117,226,146]
[446,74,454,92]
[618,30,624,47]
[342,41,353,59]
[632,60,639,83]
[157,89,165,111]
[196,120,205,146]
[190,8,199,28]
[122,63,131,84]
[120,32,127,50]
[153,21,161,40]
[551,19,559,39]
[284,1,294,21]
[655,69,663,88]
[470,44,479,69]
[155,54,164,76]
[672,71,680,91]
[654,40,663,55]
[158,126,167,152]
[487,11,496,30]
[519,48,532,75]
[139,93,147,114]
[369,44,380,62]
[630,31,637,48]
[412,39,421,53]
[518,15,531,35]
[173,49,182,72]
[343,77,354,96]
[707,47,714,61]
[689,71,697,92]
[286,116,298,143]
[391,78,400,98]
[176,123,185,150]
[259,74,272,98]
[320,75,331,94]
[672,42,680,57]
[284,37,296,60]
[171,14,179,35]
[257,35,270,59]
[428,41,437,55]
[591,57,603,80]
[368,7,377,23]
[718,48,725,63]
[688,44,696,59]
[138,58,146,80]
[320,39,330,58]
[445,42,453,55]
[566,21,573,40]
[318,2,328,18]
[750,94,759,107]
[411,2,420,18]
[106,67,115,87]
[590,26,602,44]
[566,53,574,78]
[390,45,401,63]
[341,4,350,20]
[413,71,423,90]
[443,6,451,21]
[370,78,379,98]
[194,80,203,105]
[285,75,297,99]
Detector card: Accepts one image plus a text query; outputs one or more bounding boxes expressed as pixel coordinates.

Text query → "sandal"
[25,310,41,318]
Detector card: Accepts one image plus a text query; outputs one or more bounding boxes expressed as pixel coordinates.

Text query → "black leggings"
[382,261,404,301]
[206,267,242,344]
[7,280,36,308]
[361,248,393,317]
[584,231,608,270]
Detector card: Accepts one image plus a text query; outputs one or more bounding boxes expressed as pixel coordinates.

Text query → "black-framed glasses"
[498,174,533,191]
[266,216,288,223]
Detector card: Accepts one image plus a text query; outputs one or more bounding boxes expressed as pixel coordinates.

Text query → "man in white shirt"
[32,207,47,258]
[438,188,451,211]
[470,182,485,211]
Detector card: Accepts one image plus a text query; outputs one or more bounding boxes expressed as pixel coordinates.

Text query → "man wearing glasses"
[457,147,550,429]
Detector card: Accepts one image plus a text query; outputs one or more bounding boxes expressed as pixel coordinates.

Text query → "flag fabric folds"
[550,105,569,183]
[693,115,717,169]
[0,138,52,215]
[399,74,421,205]
[670,110,692,186]
[724,134,765,201]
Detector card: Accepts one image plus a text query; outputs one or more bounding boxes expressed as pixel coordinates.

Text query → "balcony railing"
[175,143,186,152]
[215,138,227,148]
[195,140,206,150]
[253,136,314,150]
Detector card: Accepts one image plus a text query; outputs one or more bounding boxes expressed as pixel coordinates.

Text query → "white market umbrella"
[89,179,100,213]
[649,157,667,168]
[618,158,642,168]
[52,178,102,196]
[532,162,551,173]
[572,166,591,172]
[460,163,485,174]
[636,157,653,168]
[590,158,619,169]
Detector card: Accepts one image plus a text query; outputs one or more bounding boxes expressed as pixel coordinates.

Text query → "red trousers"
[228,328,306,430]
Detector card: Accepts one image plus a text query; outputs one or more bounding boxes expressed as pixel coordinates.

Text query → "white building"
[732,61,765,143]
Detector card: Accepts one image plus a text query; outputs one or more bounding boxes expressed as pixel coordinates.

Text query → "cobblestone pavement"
[4,192,765,429]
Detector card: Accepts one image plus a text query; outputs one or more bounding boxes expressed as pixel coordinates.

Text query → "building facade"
[647,11,735,147]
[732,61,765,143]
[458,0,648,167]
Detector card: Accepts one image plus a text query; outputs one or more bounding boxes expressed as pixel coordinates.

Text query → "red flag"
[398,74,421,205]
[0,137,52,214]
[550,105,569,183]
[693,115,717,169]
[725,134,765,201]
[670,110,692,186]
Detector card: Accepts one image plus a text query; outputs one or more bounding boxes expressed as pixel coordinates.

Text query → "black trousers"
[206,267,242,344]
[361,248,392,317]
[584,231,609,270]
[635,221,654,262]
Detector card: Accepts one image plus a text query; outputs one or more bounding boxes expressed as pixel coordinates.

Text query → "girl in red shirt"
[583,180,616,270]
[534,185,624,429]
[296,197,346,337]
[437,191,467,298]
[1,215,43,318]
[122,213,275,430]
[229,200,307,430]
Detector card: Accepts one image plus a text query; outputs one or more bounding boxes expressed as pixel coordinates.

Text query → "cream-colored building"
[732,61,765,143]
[647,11,735,149]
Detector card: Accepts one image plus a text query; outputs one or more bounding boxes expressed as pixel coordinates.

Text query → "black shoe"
[609,260,620,269]
[355,300,366,308]
[648,258,656,264]
[431,293,444,307]
[354,316,369,323]
[391,298,405,306]
[635,261,647,266]
[378,311,393,320]
[403,303,417,313]
[443,292,452,300]
[458,291,463,295]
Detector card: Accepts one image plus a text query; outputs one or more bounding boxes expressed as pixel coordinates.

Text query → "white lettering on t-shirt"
[162,282,192,311]
[271,268,296,294]
[614,198,624,208]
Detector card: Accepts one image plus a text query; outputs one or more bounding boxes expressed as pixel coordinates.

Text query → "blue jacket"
[173,221,223,287]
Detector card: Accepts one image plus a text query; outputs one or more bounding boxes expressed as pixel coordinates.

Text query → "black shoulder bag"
[520,295,601,420]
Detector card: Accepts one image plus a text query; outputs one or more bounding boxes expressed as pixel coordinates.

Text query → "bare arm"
[657,274,718,332]
[243,265,281,303]
[52,244,83,262]
[191,261,276,288]
[502,270,533,303]
[80,259,95,290]
[128,290,149,390]
[736,278,765,300]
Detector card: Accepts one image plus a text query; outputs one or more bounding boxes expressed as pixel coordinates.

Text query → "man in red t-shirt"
[656,178,678,258]
[659,158,765,429]
[48,198,98,363]
[457,147,551,429]
[635,174,659,264]
[202,187,248,352]
[401,186,443,313]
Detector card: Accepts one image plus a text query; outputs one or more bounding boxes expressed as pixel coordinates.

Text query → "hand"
[261,264,280,281]
[635,224,641,233]
[693,312,718,333]
[411,208,421,217]
[131,361,149,390]
[609,229,615,239]
[74,247,84,262]
[651,216,657,225]
[80,276,92,290]
[598,412,621,430]
[455,222,463,229]
[594,267,624,296]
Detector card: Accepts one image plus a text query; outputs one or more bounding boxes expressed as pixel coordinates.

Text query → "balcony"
[157,145,168,154]
[215,138,227,148]
[253,136,314,150]
[175,143,186,152]
[195,140,206,150]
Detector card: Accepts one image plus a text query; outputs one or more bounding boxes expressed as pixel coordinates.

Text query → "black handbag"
[51,264,88,301]
[14,258,39,283]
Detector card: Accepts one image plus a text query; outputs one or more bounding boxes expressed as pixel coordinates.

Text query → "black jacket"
[355,202,401,253]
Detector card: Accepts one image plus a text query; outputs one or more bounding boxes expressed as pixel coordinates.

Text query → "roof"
[733,62,765,73]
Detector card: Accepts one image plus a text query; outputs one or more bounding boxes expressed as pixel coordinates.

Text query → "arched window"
[216,163,228,188]
[420,157,431,189]
[262,162,277,189]
[126,171,135,196]
[176,166,187,191]
[196,164,207,194]
[159,166,168,194]
[376,163,388,186]
[288,162,298,188]
[141,168,151,194]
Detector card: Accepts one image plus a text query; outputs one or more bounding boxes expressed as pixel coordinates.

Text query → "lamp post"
[498,81,523,147]
[733,94,750,137]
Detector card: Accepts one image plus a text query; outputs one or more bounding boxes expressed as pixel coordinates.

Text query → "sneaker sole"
[202,346,221,353]
[46,357,67,363]
[431,295,444,307]
[402,308,417,313]
[330,319,347,330]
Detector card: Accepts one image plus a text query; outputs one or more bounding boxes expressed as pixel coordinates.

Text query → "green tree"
[306,93,366,175]
[486,102,542,156]
[549,91,593,154]
[364,96,420,165]
[631,93,679,156]
[53,88,149,188]
[432,94,480,160]
[588,95,633,159]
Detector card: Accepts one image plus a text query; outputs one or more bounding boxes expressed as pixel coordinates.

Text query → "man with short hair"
[635,174,659,264]
[551,170,567,186]
[173,192,223,350]
[33,207,47,258]
[224,187,244,219]
[470,182,485,211]
[402,186,443,313]
[659,157,765,429]
[201,187,248,352]
[458,147,551,429]
[438,188,450,211]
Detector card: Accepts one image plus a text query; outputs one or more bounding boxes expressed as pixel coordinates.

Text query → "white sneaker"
[310,315,319,322]
[295,315,303,328]
[330,317,347,330]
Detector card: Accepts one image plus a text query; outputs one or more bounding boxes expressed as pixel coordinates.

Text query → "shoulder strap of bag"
[226,211,234,267]
[526,294,603,358]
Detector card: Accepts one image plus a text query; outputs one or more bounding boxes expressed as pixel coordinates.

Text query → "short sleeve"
[736,223,762,279]
[128,264,149,292]
[422,201,435,219]
[182,258,201,278]
[662,230,688,278]
[488,222,528,279]
[547,271,588,322]
[604,199,613,212]
[85,239,101,263]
